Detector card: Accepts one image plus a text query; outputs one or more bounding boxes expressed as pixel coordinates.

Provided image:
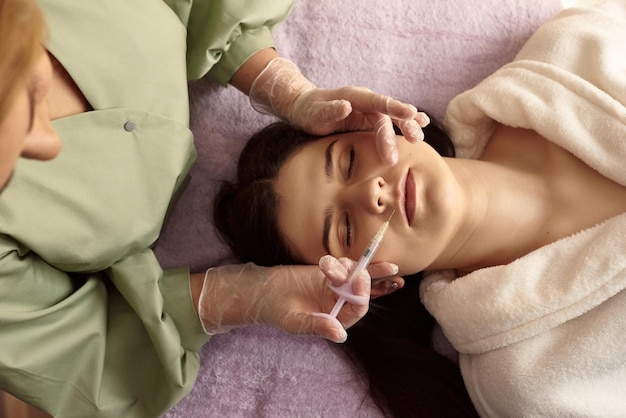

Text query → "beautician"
[0,0,419,416]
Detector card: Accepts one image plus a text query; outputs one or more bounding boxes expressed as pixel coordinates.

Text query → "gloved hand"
[197,256,399,343]
[249,57,430,165]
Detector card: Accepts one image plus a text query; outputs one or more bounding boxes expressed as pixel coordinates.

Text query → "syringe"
[328,210,395,318]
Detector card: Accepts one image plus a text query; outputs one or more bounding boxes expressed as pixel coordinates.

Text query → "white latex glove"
[249,57,430,165]
[197,257,399,343]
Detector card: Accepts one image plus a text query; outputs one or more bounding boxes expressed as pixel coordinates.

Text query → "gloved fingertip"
[417,112,431,127]
[319,254,334,269]
[327,100,353,125]
[319,255,347,278]
[338,100,353,118]
[324,100,352,121]
[327,329,347,344]
[312,312,347,343]
[376,136,397,165]
[383,146,398,166]
[400,120,423,143]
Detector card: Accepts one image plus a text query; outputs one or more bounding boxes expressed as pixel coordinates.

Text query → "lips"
[404,169,416,226]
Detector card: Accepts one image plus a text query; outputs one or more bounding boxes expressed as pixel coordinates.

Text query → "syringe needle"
[328,210,395,319]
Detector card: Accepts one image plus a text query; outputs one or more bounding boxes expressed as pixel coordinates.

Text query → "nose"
[22,128,61,161]
[349,176,389,214]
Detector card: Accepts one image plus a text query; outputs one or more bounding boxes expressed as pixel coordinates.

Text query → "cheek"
[372,230,435,275]
[367,230,404,266]
[0,98,31,186]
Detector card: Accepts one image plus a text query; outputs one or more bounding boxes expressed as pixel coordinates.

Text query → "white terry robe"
[420,1,626,416]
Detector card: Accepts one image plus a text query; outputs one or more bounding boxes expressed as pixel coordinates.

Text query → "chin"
[0,171,14,193]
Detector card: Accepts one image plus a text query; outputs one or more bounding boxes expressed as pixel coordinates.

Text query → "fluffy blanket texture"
[159,0,561,416]
[422,1,626,416]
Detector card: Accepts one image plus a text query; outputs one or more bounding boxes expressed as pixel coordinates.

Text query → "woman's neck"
[440,124,626,274]
[48,51,92,120]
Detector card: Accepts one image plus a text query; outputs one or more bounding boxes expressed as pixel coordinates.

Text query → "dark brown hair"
[214,122,315,266]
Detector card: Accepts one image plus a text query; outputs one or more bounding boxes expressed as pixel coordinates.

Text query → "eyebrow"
[325,139,337,178]
[322,140,338,254]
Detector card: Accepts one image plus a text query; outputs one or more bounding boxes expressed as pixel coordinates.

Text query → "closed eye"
[345,213,352,248]
[347,146,355,178]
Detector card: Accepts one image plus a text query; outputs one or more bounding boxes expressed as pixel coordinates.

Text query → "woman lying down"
[214,2,626,417]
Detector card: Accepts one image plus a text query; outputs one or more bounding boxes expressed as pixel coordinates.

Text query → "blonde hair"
[0,0,47,124]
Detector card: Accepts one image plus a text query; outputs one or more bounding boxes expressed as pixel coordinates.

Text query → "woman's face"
[274,132,463,275]
[0,46,60,191]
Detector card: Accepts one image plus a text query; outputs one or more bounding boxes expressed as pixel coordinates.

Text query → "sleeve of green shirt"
[0,241,207,417]
[163,0,294,82]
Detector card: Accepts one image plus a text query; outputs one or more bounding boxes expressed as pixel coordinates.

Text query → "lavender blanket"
[157,0,561,416]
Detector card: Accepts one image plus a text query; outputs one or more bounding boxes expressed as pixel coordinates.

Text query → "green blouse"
[0,0,291,416]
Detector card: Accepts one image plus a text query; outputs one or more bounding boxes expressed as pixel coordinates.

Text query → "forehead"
[274,135,335,264]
